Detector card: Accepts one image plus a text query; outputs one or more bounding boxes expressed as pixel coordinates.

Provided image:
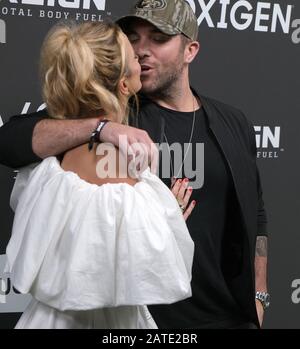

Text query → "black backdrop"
[1,0,300,328]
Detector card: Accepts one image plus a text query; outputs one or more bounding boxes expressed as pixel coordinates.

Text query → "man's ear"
[119,77,130,97]
[185,41,200,64]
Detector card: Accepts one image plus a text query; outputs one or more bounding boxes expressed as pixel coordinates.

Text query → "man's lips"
[141,64,154,74]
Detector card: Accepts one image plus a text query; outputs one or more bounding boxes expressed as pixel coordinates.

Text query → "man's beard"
[141,62,184,100]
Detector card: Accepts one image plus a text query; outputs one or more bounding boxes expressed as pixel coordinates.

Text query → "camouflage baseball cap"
[117,0,198,41]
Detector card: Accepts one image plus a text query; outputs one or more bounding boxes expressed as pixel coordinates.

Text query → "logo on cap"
[136,0,167,10]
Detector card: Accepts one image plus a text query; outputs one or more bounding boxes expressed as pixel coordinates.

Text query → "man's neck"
[148,80,201,112]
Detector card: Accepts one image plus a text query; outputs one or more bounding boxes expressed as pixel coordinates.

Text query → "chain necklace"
[163,96,197,179]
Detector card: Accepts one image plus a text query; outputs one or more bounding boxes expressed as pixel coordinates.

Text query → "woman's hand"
[171,178,196,221]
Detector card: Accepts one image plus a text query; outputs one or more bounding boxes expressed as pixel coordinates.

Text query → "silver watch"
[255,291,270,310]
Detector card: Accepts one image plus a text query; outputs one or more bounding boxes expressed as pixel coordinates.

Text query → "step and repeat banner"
[0,0,299,328]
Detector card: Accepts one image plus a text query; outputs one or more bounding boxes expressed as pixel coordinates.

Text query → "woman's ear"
[118,77,130,97]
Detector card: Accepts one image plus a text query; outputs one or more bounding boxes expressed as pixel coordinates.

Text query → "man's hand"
[100,122,158,174]
[256,299,264,327]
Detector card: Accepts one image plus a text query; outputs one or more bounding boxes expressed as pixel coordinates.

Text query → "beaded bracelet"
[88,119,110,151]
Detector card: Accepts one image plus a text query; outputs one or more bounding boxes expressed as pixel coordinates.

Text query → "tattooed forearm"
[256,236,268,257]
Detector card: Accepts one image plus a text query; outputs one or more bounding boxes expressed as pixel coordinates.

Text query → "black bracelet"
[88,119,110,151]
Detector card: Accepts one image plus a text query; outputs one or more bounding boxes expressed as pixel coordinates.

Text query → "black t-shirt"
[143,102,247,329]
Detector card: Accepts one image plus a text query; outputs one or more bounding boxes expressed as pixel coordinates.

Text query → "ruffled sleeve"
[6,157,194,311]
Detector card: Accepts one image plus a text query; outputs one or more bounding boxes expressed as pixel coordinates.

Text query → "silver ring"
[179,203,186,212]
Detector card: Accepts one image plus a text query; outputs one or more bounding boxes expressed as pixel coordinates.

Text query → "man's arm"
[33,119,157,170]
[243,114,268,327]
[0,110,101,168]
[255,236,268,291]
[255,235,268,327]
[0,111,157,170]
[32,117,100,159]
[254,168,268,328]
[0,111,47,168]
[251,120,269,327]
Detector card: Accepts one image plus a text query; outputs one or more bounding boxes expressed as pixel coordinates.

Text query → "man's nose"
[134,39,151,59]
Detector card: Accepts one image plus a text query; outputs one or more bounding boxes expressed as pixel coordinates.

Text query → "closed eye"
[151,34,171,43]
[127,33,139,44]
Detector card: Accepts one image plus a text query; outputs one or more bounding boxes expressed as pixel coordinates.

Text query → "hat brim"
[116,15,181,37]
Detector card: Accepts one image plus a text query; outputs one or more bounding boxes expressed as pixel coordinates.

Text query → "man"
[0,0,269,329]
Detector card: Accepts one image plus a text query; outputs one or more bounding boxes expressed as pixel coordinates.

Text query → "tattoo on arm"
[255,236,268,257]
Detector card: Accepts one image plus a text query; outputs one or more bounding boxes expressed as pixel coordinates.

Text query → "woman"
[5,21,194,329]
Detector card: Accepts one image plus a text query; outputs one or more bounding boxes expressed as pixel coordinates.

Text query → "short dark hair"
[180,34,192,50]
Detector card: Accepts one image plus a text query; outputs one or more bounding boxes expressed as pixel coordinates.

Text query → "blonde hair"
[40,21,132,123]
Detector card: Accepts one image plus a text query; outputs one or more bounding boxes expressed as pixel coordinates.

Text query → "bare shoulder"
[61,143,138,186]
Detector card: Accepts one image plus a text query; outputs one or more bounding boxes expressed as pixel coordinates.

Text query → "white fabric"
[5,157,194,329]
[10,162,39,212]
[15,299,157,329]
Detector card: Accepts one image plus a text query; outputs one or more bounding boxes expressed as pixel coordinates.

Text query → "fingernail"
[184,178,189,182]
[193,200,196,205]
[189,187,193,192]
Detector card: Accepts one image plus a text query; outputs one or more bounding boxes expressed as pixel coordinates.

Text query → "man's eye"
[152,35,169,43]
[127,34,139,43]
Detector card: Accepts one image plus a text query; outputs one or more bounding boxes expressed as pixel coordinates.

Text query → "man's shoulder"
[201,95,244,118]
[200,94,256,153]
[200,94,252,129]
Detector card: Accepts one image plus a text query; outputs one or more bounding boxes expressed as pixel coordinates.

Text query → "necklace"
[164,96,197,179]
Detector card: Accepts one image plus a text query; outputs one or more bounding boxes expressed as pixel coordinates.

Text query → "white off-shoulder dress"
[5,156,194,329]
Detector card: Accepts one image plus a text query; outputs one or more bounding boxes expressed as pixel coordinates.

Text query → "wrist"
[86,118,102,142]
[97,119,111,142]
[88,119,110,151]
[255,298,264,309]
[255,291,270,310]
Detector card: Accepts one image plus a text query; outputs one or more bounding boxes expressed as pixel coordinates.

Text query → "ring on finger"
[178,202,186,212]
